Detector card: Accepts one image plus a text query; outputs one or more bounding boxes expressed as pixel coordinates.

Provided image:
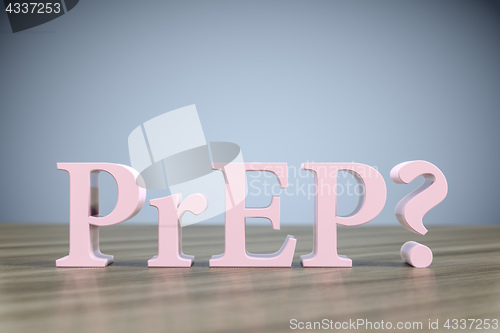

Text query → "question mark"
[390,160,448,268]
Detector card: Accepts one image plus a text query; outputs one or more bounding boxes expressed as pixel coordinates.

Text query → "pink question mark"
[390,161,448,268]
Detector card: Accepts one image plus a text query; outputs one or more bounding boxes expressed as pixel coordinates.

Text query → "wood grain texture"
[0,225,499,333]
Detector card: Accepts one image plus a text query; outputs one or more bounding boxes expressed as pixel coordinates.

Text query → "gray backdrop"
[1,0,499,226]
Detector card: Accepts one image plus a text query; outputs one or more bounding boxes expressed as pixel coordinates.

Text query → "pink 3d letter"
[390,160,448,235]
[209,163,297,267]
[56,163,146,267]
[149,193,208,267]
[301,163,387,267]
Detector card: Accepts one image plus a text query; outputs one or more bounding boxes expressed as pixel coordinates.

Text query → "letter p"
[56,163,146,267]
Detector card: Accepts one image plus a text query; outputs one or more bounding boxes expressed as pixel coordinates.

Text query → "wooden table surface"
[0,224,499,333]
